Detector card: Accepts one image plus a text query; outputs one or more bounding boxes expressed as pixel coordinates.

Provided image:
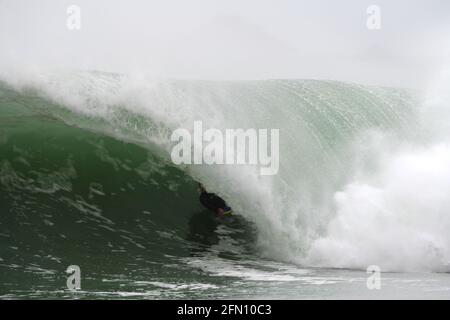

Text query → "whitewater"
[2,68,450,299]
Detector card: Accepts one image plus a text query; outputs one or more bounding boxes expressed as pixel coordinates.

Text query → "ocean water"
[1,70,450,299]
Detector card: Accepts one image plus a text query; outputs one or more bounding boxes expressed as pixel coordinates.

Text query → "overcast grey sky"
[1,0,449,87]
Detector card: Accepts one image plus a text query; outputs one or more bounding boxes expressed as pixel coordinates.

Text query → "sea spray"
[305,66,450,272]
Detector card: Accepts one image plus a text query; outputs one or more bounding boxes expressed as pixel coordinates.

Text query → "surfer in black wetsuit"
[198,183,232,216]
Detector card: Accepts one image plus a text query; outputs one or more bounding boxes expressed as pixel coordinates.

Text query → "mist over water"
[1,0,449,87]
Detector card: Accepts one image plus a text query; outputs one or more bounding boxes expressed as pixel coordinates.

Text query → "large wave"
[2,68,450,273]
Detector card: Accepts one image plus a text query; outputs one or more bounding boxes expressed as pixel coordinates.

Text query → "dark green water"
[0,96,258,298]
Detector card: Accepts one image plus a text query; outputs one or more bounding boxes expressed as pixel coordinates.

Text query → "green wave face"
[0,96,256,296]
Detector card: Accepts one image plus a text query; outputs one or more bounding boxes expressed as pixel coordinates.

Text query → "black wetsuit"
[199,191,227,213]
